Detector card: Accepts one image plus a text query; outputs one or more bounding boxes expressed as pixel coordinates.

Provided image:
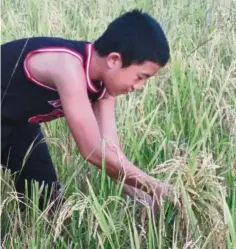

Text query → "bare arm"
[92,94,168,206]
[92,96,150,196]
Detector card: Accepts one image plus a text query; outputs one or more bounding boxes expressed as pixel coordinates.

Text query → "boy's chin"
[107,90,119,97]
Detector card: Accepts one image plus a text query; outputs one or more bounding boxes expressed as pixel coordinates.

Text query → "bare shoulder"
[26,51,84,89]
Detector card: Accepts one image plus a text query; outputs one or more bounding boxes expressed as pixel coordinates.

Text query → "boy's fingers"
[151,180,175,204]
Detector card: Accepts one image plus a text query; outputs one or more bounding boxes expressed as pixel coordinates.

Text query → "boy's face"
[102,53,161,96]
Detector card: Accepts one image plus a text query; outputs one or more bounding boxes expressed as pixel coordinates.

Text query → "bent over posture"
[1,10,171,210]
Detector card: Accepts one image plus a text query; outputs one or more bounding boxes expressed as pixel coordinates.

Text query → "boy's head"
[94,9,170,96]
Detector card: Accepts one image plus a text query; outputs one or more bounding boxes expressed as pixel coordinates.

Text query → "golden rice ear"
[150,150,227,248]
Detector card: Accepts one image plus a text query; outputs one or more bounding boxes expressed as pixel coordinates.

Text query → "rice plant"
[1,0,236,248]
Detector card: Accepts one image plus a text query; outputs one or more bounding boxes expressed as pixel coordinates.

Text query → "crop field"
[1,0,236,248]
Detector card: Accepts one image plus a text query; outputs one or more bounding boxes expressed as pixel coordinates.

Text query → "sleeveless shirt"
[1,37,106,139]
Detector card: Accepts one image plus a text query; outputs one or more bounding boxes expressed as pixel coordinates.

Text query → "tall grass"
[1,0,236,248]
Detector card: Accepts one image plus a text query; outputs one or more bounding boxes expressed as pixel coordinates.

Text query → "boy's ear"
[106,52,122,69]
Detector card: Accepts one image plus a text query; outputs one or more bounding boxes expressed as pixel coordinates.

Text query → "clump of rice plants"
[151,150,229,248]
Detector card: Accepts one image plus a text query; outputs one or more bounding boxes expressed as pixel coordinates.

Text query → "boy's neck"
[89,48,105,82]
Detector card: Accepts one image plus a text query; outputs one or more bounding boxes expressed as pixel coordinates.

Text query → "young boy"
[1,10,171,210]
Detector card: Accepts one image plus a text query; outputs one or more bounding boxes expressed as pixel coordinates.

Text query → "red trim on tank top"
[85,43,100,93]
[97,87,107,100]
[85,43,107,99]
[24,47,84,91]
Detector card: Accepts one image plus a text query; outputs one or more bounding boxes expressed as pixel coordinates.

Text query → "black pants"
[1,123,62,210]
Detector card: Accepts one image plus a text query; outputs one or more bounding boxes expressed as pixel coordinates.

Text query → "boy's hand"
[123,181,174,213]
[123,183,156,211]
[152,180,173,202]
[145,180,174,212]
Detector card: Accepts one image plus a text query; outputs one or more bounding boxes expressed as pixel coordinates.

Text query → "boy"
[1,10,171,210]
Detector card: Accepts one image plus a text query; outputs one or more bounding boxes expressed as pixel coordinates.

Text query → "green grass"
[1,0,236,248]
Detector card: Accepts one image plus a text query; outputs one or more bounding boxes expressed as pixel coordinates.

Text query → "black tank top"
[1,37,106,138]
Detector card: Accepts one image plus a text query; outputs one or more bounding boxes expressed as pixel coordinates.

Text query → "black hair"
[94,9,170,67]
